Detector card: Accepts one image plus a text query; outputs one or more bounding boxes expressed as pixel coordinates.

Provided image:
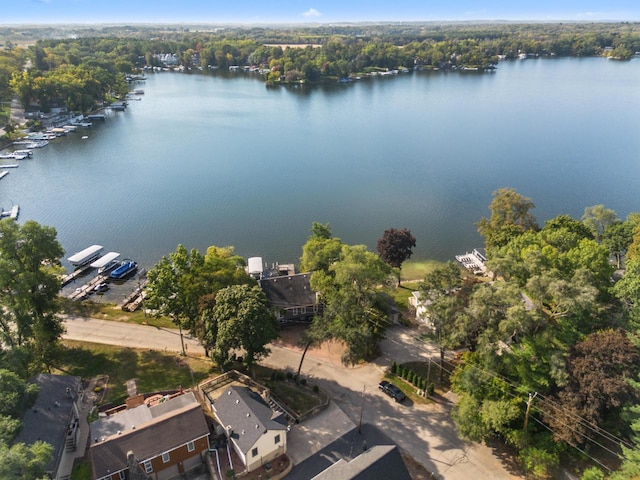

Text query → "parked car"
[378,380,406,402]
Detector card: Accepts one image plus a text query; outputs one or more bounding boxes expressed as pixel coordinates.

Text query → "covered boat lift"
[67,245,104,267]
[90,252,121,273]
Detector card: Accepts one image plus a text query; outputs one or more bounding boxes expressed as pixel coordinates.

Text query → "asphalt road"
[62,315,523,480]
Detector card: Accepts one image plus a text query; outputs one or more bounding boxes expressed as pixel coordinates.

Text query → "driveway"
[62,317,523,480]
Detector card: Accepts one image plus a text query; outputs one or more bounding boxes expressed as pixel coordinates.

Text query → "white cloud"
[302,8,321,18]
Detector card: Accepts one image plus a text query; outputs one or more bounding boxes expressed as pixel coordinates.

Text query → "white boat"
[67,245,104,267]
[13,150,33,157]
[0,171,8,180]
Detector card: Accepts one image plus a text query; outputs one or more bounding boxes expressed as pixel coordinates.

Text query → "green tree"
[0,220,64,372]
[211,284,279,377]
[145,245,206,355]
[0,441,53,480]
[311,244,392,365]
[418,261,465,381]
[581,204,618,242]
[376,227,416,286]
[603,220,636,269]
[299,222,343,273]
[476,187,538,252]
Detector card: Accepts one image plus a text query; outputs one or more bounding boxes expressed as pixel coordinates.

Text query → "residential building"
[15,374,83,480]
[209,386,288,473]
[311,444,412,480]
[259,272,322,323]
[90,391,210,480]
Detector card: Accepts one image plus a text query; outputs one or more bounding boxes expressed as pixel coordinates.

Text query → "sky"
[3,0,640,24]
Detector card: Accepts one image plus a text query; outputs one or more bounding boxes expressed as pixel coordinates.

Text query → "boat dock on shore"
[67,274,109,300]
[67,245,104,267]
[61,266,91,287]
[0,205,19,220]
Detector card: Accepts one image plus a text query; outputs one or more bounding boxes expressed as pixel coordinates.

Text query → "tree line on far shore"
[2,21,639,127]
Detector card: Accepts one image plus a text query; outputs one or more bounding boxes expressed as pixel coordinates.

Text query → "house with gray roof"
[89,391,210,480]
[311,444,412,480]
[15,374,83,480]
[259,273,323,323]
[211,386,288,473]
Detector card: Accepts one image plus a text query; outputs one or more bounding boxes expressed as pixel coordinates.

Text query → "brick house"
[90,391,210,480]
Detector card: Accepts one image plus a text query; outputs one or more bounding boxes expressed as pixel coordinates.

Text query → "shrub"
[312,385,319,393]
[300,378,307,386]
[427,383,435,396]
[286,371,293,380]
[391,361,397,375]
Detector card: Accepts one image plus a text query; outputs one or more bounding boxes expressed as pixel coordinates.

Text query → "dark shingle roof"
[90,393,209,478]
[311,445,412,480]
[213,386,287,455]
[15,374,81,475]
[259,273,316,308]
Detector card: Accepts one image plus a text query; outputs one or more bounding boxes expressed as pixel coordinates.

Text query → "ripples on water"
[2,58,639,272]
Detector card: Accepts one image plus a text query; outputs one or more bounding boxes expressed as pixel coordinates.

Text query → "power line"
[529,415,613,473]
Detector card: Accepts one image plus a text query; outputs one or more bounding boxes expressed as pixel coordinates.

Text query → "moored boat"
[110,259,138,279]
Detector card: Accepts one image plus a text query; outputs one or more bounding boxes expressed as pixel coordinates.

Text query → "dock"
[0,171,8,180]
[121,280,148,312]
[67,274,109,301]
[67,245,104,267]
[1,205,19,220]
[87,114,106,121]
[61,266,91,287]
[0,164,19,168]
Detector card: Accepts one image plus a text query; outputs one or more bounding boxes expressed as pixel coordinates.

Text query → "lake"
[2,57,639,273]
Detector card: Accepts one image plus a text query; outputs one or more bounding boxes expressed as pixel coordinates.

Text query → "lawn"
[60,297,175,328]
[400,259,447,283]
[57,340,216,406]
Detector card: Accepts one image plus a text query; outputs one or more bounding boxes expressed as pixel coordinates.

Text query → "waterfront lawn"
[57,340,215,406]
[400,259,446,283]
[60,297,175,328]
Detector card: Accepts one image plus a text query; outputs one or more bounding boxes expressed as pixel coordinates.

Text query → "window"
[118,471,126,480]
[187,441,195,452]
[143,461,153,473]
[274,434,280,444]
[252,447,258,457]
[301,306,306,314]
[162,452,170,463]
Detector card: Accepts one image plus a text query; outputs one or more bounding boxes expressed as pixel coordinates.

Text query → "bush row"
[391,361,434,396]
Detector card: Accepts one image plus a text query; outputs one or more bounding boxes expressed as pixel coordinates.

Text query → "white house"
[211,386,288,472]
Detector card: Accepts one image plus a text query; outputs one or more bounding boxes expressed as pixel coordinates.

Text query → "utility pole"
[523,392,537,480]
[523,392,538,433]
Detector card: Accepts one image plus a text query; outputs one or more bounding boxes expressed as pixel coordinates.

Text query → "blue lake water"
[1,57,639,272]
